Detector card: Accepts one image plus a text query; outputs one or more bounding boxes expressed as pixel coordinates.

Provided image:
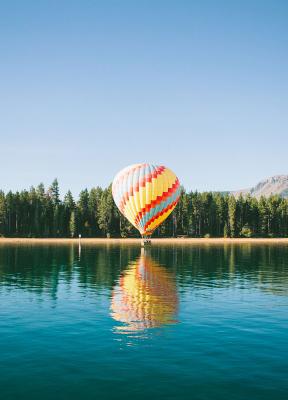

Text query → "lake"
[0,243,287,400]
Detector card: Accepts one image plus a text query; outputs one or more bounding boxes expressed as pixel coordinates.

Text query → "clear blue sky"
[1,0,287,196]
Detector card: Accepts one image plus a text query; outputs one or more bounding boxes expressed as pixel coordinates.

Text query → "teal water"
[0,244,287,400]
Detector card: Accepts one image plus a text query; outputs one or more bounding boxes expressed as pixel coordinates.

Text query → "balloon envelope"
[112,163,180,236]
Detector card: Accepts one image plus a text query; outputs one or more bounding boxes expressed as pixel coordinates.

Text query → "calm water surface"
[0,244,287,400]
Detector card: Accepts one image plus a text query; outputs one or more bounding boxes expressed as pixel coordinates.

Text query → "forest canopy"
[0,179,287,238]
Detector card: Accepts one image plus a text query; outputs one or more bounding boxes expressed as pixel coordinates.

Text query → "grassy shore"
[0,237,288,245]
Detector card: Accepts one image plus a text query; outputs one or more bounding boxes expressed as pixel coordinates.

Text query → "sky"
[0,0,287,197]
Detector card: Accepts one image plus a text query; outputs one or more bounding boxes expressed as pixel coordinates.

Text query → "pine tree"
[64,190,75,209]
[88,187,102,236]
[228,196,237,238]
[0,191,6,236]
[78,189,90,235]
[69,211,77,238]
[98,186,117,237]
[224,222,229,238]
[48,179,60,205]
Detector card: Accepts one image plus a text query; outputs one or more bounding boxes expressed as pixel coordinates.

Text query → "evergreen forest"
[0,179,288,238]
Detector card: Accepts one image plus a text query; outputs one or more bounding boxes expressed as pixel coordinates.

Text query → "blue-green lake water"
[0,244,287,400]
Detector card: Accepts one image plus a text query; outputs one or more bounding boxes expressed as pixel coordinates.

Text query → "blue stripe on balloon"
[138,186,181,230]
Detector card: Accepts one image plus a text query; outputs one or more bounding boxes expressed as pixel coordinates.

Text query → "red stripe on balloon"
[134,178,180,225]
[118,165,166,212]
[143,197,180,233]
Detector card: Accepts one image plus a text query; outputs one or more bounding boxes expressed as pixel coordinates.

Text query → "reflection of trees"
[0,244,141,299]
[155,245,288,296]
[111,249,178,332]
[77,245,139,290]
[0,245,73,299]
[0,244,287,300]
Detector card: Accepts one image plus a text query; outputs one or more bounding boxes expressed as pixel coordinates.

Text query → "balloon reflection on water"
[111,250,178,333]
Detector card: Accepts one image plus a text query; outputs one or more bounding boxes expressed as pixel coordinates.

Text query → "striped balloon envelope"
[112,163,181,237]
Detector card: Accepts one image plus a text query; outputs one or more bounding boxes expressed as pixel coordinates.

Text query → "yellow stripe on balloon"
[122,168,176,223]
[145,203,178,234]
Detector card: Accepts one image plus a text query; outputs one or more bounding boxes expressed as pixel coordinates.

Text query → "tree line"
[0,179,287,238]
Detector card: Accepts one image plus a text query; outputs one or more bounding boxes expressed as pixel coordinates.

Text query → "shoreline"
[0,237,288,245]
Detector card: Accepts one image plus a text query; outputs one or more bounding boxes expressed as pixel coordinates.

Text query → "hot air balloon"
[112,163,180,240]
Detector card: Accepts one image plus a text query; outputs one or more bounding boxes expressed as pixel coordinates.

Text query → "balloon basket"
[141,237,152,247]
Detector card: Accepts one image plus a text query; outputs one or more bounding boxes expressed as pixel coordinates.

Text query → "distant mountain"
[233,175,288,199]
